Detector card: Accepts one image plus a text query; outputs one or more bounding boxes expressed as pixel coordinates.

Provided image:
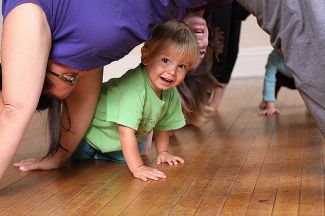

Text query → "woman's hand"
[14,153,69,171]
[157,152,185,166]
[131,165,166,181]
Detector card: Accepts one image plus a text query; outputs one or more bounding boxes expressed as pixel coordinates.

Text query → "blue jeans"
[72,139,142,163]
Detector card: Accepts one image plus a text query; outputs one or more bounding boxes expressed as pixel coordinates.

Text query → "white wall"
[233,15,272,78]
[103,45,142,81]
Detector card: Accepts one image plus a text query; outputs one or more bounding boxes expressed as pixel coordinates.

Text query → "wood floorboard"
[271,95,306,216]
[298,111,324,216]
[245,86,295,216]
[1,78,324,216]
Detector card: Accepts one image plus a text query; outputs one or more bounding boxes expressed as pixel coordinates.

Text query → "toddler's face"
[142,45,191,97]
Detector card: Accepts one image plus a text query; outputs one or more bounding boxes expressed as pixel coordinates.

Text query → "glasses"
[47,70,79,86]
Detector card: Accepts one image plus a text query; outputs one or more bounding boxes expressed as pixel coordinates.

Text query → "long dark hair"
[177,46,221,127]
[37,77,70,156]
[0,63,69,156]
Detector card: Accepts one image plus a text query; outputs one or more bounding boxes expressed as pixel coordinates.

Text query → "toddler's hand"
[258,107,280,116]
[157,152,185,165]
[132,165,166,181]
[258,101,280,116]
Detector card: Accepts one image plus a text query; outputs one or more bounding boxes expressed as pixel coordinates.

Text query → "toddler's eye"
[178,64,187,70]
[162,58,169,63]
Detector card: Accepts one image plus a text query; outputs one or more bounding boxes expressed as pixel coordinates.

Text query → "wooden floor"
[1,78,324,216]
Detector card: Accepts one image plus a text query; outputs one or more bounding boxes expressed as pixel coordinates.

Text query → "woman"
[236,0,325,137]
[0,0,231,180]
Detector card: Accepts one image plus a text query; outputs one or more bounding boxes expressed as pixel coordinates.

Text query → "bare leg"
[208,84,227,111]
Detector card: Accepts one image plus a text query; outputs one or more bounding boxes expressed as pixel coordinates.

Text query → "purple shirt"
[2,0,230,70]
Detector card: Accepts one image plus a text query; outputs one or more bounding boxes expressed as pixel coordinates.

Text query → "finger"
[167,159,174,166]
[14,158,37,166]
[17,160,39,166]
[140,175,148,181]
[19,162,42,171]
[267,110,273,116]
[146,173,159,181]
[14,160,38,167]
[171,159,178,165]
[14,162,25,167]
[152,169,166,178]
[175,157,185,164]
[271,111,279,115]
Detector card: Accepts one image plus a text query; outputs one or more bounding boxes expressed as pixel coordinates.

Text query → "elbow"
[1,102,36,120]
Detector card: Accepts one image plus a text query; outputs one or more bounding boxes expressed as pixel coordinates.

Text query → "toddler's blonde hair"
[144,20,200,69]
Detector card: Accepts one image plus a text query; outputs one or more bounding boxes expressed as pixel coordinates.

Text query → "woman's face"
[183,16,208,60]
[45,61,82,100]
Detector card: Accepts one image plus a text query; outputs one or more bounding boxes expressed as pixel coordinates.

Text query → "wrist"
[130,164,145,173]
[51,148,71,164]
[266,101,276,108]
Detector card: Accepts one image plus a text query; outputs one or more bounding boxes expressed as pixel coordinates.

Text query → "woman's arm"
[59,67,103,159]
[0,3,51,179]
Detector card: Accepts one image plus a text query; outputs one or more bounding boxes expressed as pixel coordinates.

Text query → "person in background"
[204,0,250,110]
[258,49,296,116]
[236,0,325,137]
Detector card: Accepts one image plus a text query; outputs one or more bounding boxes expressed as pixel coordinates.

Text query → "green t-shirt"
[85,64,186,153]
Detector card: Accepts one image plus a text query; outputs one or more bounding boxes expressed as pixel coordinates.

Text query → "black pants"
[275,72,296,99]
[204,1,250,84]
